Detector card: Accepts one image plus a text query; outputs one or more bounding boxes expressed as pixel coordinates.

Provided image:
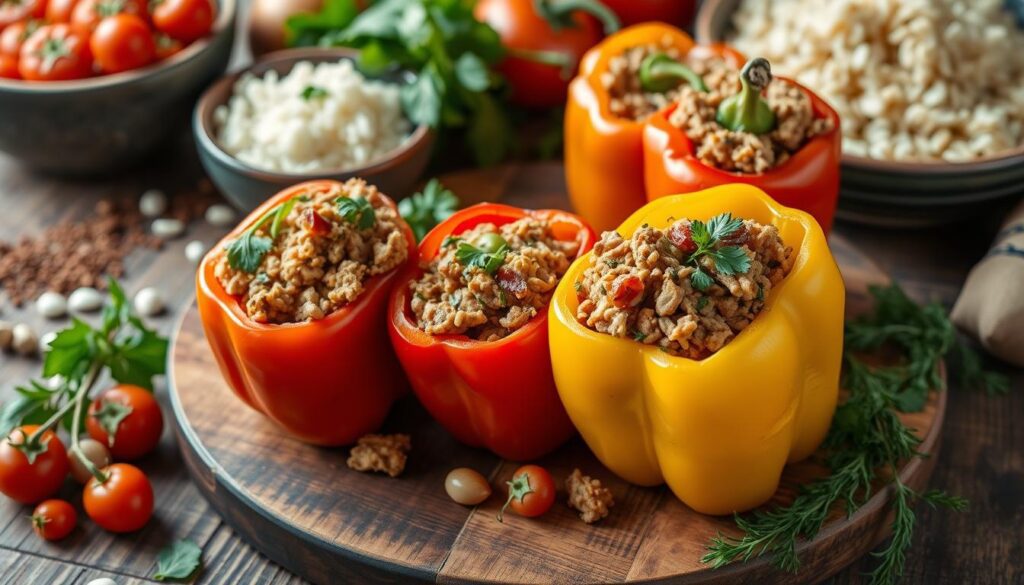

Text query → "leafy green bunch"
[703,283,1007,585]
[288,0,512,166]
[399,179,459,241]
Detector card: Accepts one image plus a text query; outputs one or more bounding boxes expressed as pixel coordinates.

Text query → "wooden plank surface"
[0,123,1021,585]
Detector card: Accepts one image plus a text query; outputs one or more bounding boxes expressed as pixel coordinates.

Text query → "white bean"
[36,291,67,319]
[0,321,13,351]
[86,579,118,585]
[139,189,168,218]
[205,204,237,227]
[68,287,104,313]
[152,218,185,239]
[185,240,207,264]
[134,287,165,317]
[12,324,37,356]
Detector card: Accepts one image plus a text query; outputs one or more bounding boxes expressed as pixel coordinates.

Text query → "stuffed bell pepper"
[564,23,744,232]
[643,57,842,233]
[389,204,595,461]
[197,179,417,446]
[549,185,844,515]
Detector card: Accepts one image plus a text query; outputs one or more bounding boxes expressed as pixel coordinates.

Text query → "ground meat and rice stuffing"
[575,214,793,359]
[410,218,579,342]
[214,179,408,324]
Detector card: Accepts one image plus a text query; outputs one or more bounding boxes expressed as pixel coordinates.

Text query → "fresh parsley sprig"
[684,213,752,291]
[703,283,1005,585]
[455,240,507,276]
[225,197,303,273]
[336,196,376,230]
[399,179,459,242]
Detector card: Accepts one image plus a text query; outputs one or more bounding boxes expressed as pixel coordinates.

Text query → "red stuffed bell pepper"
[388,203,595,461]
[643,57,841,233]
[197,180,417,446]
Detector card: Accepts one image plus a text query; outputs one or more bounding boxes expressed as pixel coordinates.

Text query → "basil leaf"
[43,319,96,379]
[154,539,203,582]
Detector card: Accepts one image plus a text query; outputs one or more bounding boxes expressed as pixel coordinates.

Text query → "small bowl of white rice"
[194,48,434,211]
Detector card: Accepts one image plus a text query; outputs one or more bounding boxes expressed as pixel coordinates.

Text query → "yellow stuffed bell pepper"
[549,184,844,515]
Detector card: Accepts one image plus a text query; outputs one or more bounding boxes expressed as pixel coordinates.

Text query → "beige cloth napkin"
[952,198,1024,367]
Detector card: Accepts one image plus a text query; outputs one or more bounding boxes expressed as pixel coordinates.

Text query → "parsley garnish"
[225,197,302,273]
[696,296,709,312]
[756,284,764,302]
[455,240,507,275]
[605,259,620,268]
[300,85,329,100]
[573,281,583,294]
[684,213,751,291]
[336,196,376,230]
[442,236,463,249]
[399,179,458,241]
[632,329,646,341]
[703,283,1006,584]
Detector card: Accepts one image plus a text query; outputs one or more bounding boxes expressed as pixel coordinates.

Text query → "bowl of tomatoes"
[0,0,236,175]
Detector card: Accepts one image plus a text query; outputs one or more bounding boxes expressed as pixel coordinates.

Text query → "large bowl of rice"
[193,47,434,211]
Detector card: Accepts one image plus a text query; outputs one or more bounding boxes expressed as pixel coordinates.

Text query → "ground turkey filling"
[410,218,578,341]
[602,36,834,173]
[576,217,793,358]
[214,179,408,324]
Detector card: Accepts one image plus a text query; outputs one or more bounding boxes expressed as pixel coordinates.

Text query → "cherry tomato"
[0,53,19,78]
[46,0,82,23]
[475,0,612,108]
[0,426,70,504]
[152,32,182,60]
[83,463,154,533]
[71,0,148,32]
[90,13,155,73]
[19,24,94,81]
[498,464,555,521]
[151,0,215,43]
[87,384,164,461]
[0,0,45,30]
[599,0,696,29]
[0,18,43,58]
[32,499,78,541]
[611,275,644,308]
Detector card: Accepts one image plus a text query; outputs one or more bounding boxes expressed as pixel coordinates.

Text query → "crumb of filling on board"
[566,468,615,524]
[347,434,411,478]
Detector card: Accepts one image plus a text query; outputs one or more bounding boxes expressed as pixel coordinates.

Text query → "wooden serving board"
[168,163,945,585]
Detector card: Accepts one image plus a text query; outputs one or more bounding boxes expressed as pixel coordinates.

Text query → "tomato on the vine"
[32,499,78,541]
[152,0,215,43]
[0,18,43,58]
[498,464,555,521]
[475,0,619,109]
[46,0,82,23]
[18,24,94,81]
[599,0,697,29]
[0,0,45,31]
[0,425,70,504]
[0,54,19,78]
[87,384,164,461]
[83,463,154,533]
[71,0,148,32]
[90,13,156,73]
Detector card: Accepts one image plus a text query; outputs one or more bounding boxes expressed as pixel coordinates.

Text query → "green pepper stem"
[716,57,776,134]
[639,53,708,93]
[533,0,621,35]
[508,47,574,77]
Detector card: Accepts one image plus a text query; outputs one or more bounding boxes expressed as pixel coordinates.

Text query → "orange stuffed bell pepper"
[564,23,744,232]
[643,57,842,233]
[549,184,844,514]
[389,203,595,461]
[197,180,417,446]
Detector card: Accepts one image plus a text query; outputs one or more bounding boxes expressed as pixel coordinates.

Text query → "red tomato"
[31,499,78,541]
[90,13,155,73]
[498,464,555,521]
[83,463,154,533]
[71,0,148,32]
[87,384,164,461]
[46,0,82,23]
[611,275,644,308]
[0,53,20,78]
[475,0,612,108]
[0,0,45,30]
[600,0,696,28]
[0,426,70,504]
[151,0,215,43]
[19,24,94,81]
[152,32,182,60]
[0,18,43,58]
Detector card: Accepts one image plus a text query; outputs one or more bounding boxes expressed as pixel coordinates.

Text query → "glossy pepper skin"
[196,180,417,446]
[549,185,844,515]
[643,81,842,234]
[388,204,596,461]
[564,23,744,232]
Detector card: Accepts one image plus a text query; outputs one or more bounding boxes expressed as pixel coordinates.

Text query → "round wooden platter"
[168,163,945,585]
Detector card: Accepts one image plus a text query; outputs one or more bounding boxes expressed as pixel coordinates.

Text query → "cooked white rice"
[214,59,411,173]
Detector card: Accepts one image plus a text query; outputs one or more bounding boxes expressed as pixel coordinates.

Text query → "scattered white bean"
[12,323,38,356]
[139,189,168,218]
[205,204,237,227]
[185,240,207,264]
[46,375,64,390]
[134,287,165,317]
[39,331,57,355]
[68,287,104,312]
[151,218,185,239]
[35,291,68,319]
[86,579,118,585]
[0,321,13,351]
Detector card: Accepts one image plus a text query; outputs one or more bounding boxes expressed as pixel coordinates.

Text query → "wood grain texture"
[168,163,944,585]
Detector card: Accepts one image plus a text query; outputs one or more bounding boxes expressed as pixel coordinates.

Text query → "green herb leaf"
[441,235,462,249]
[300,85,329,100]
[90,400,133,446]
[0,395,44,439]
[632,329,646,341]
[43,319,96,380]
[706,213,743,242]
[708,246,751,276]
[455,53,490,92]
[455,241,507,275]
[402,66,444,128]
[399,179,459,241]
[225,233,272,274]
[696,296,709,311]
[690,268,713,291]
[154,539,202,582]
[336,196,376,230]
[105,328,168,391]
[284,0,359,47]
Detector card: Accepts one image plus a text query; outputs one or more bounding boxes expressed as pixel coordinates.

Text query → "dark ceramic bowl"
[0,0,236,176]
[696,0,1024,226]
[193,48,434,212]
